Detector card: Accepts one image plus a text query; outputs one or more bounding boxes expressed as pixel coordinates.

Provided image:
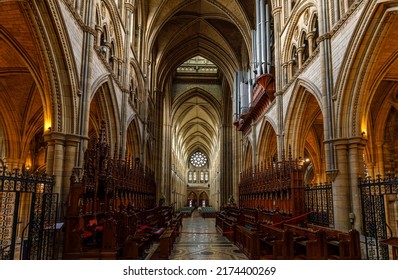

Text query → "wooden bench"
[234,225,260,259]
[216,213,237,242]
[257,210,289,225]
[258,224,294,259]
[284,224,328,260]
[121,234,148,259]
[159,228,175,259]
[307,224,361,259]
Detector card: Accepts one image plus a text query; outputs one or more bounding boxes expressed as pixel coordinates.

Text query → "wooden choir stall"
[63,122,176,260]
[216,151,361,260]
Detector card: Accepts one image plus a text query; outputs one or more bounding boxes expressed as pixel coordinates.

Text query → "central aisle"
[168,210,248,260]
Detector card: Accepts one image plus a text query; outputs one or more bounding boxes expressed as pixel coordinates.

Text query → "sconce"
[361,131,366,137]
[48,126,51,132]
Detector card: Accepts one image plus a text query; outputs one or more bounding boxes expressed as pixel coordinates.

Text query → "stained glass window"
[190,151,207,168]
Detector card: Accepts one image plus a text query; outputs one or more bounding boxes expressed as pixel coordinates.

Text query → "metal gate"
[304,183,334,227]
[0,160,57,260]
[358,175,398,260]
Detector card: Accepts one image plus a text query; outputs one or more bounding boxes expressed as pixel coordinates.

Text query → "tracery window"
[187,151,209,184]
[190,151,207,168]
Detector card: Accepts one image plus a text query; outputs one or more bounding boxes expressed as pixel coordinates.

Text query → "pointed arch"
[284,78,325,182]
[243,140,253,171]
[89,76,121,152]
[126,116,141,160]
[257,117,278,164]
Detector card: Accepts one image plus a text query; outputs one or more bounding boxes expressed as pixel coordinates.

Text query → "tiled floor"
[166,210,248,260]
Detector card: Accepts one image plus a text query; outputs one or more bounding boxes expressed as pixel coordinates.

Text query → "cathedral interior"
[1,0,398,260]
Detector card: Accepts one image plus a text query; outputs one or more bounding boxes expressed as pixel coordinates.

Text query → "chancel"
[0,0,398,261]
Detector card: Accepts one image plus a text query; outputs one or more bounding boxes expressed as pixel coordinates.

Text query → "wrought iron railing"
[304,183,334,227]
[358,175,398,260]
[0,159,56,260]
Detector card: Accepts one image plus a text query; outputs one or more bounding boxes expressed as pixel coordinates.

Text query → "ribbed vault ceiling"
[146,0,254,164]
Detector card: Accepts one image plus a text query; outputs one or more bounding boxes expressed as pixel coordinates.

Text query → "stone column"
[77,0,95,168]
[307,32,315,56]
[275,91,284,161]
[95,25,103,47]
[333,139,351,231]
[62,134,80,218]
[272,6,284,160]
[348,137,367,231]
[44,132,65,220]
[376,142,385,176]
[288,59,295,80]
[105,42,112,65]
[282,62,288,86]
[297,47,304,69]
[252,121,257,168]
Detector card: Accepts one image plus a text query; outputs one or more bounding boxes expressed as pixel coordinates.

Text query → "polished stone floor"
[166,210,248,260]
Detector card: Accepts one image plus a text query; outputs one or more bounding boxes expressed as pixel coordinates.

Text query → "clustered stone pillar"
[331,139,351,231]
[348,137,367,231]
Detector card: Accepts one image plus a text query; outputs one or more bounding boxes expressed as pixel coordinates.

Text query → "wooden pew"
[257,210,290,225]
[238,208,258,230]
[284,223,328,260]
[307,224,361,259]
[121,234,147,259]
[234,225,260,259]
[159,228,175,259]
[171,213,183,237]
[216,210,238,242]
[258,224,294,259]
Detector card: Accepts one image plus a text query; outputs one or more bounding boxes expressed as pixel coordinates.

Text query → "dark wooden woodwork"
[258,224,294,259]
[307,224,361,259]
[63,121,158,260]
[234,225,260,259]
[283,223,328,260]
[239,149,305,218]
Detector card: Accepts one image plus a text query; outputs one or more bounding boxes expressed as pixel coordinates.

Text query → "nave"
[150,210,248,260]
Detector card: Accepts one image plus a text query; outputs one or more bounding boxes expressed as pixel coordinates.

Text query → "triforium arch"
[284,79,326,184]
[281,1,318,76]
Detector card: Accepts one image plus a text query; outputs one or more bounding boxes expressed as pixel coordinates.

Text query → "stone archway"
[88,81,121,155]
[199,191,209,207]
[257,120,278,163]
[284,83,326,184]
[187,191,198,208]
[334,2,398,254]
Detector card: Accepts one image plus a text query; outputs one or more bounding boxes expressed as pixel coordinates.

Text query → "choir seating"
[63,122,160,260]
[159,228,175,259]
[258,224,294,259]
[216,207,240,241]
[283,223,328,260]
[234,225,260,259]
[307,224,361,259]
